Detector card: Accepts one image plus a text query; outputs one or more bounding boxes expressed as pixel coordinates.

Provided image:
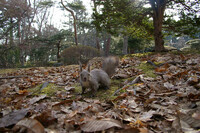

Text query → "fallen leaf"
[0,108,30,128]
[34,111,57,127]
[12,118,45,133]
[29,94,47,104]
[65,86,75,91]
[178,111,200,129]
[114,73,130,79]
[164,82,175,89]
[81,118,123,132]
[139,110,156,122]
[155,67,167,72]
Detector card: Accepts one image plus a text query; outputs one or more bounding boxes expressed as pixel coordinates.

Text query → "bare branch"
[61,0,78,46]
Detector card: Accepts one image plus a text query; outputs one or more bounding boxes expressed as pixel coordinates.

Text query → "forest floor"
[0,52,200,133]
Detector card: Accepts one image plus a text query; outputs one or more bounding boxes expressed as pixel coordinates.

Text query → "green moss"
[124,52,153,58]
[154,61,164,66]
[96,85,119,101]
[73,83,82,94]
[137,61,157,78]
[72,79,122,101]
[0,68,19,74]
[28,84,43,94]
[28,83,65,96]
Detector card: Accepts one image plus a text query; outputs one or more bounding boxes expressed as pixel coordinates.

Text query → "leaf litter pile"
[0,53,200,133]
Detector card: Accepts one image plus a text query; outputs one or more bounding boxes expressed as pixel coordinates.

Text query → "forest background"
[0,0,200,68]
[1,0,200,132]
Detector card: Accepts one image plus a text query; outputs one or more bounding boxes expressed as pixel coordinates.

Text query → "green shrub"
[61,45,100,65]
[0,46,20,68]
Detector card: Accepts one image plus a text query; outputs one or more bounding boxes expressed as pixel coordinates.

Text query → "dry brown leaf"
[187,75,199,85]
[68,110,78,118]
[0,108,30,128]
[114,73,130,79]
[192,112,200,120]
[81,118,123,132]
[12,118,45,133]
[28,94,46,104]
[112,93,128,102]
[139,110,156,122]
[144,98,157,106]
[178,111,200,129]
[34,111,57,127]
[18,89,28,95]
[155,67,167,72]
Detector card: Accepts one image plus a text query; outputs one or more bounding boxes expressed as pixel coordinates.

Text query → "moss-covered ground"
[0,68,19,74]
[137,61,157,78]
[28,83,65,97]
[72,79,125,101]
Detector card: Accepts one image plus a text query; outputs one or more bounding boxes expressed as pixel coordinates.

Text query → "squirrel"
[79,56,119,96]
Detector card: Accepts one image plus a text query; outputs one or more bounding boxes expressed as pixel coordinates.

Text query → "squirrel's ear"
[87,63,90,72]
[79,61,82,71]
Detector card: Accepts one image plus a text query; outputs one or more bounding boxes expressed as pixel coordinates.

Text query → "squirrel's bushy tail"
[102,56,119,77]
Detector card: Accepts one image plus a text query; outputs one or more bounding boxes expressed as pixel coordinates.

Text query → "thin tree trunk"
[5,36,8,45]
[96,31,100,50]
[57,40,61,62]
[38,7,48,34]
[18,20,21,44]
[9,18,14,46]
[61,0,78,46]
[20,48,25,67]
[92,0,100,51]
[123,35,128,55]
[105,34,111,56]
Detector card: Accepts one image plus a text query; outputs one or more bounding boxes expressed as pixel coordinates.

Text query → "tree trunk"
[18,20,21,44]
[57,40,61,62]
[20,48,25,67]
[38,7,48,35]
[61,0,78,46]
[105,34,111,56]
[96,31,100,51]
[9,18,14,46]
[149,0,166,52]
[92,0,100,51]
[153,14,165,52]
[123,35,128,55]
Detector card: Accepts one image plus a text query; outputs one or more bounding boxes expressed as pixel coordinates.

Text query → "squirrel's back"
[90,69,110,85]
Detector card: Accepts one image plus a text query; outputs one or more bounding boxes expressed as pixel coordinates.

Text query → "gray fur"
[79,57,118,96]
[80,68,110,95]
[79,56,119,95]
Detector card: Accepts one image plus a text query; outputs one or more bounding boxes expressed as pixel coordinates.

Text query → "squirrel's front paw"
[104,86,109,90]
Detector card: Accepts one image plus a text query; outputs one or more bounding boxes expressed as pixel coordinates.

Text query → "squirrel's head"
[79,62,91,82]
[80,70,91,82]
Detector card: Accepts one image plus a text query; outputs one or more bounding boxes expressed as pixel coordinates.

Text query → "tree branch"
[61,0,78,46]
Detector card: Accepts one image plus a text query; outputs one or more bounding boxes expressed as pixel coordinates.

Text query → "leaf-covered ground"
[0,52,200,133]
